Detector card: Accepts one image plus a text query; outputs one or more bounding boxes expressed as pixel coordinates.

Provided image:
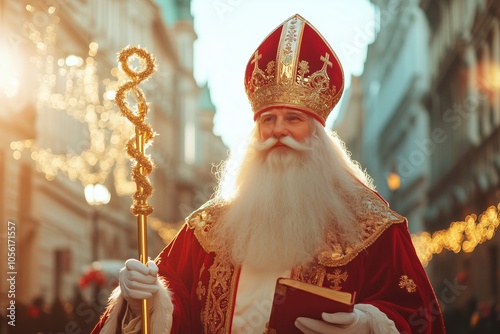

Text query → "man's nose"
[272,118,288,138]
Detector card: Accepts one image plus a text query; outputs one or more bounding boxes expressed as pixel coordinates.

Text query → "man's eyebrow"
[285,110,306,117]
[259,110,305,118]
[259,111,275,118]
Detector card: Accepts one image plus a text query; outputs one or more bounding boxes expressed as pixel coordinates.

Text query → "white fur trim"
[100,277,174,334]
[355,303,399,334]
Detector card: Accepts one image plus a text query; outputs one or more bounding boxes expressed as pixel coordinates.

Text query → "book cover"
[267,277,356,334]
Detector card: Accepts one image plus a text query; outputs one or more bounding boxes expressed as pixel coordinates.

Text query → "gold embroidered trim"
[316,190,406,267]
[202,253,235,333]
[399,275,417,293]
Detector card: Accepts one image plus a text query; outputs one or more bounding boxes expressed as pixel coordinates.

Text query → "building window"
[184,122,196,165]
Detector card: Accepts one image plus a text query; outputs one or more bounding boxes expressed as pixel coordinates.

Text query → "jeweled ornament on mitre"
[244,14,344,125]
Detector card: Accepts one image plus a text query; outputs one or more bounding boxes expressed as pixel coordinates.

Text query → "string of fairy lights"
[10,4,136,195]
[412,204,500,267]
[8,4,500,262]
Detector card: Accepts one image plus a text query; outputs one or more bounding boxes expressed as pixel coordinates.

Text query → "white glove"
[119,259,160,317]
[295,308,371,334]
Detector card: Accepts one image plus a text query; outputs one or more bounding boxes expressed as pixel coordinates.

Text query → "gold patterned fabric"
[244,14,344,125]
[201,254,237,333]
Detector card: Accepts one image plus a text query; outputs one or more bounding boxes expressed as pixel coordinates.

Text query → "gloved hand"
[295,308,371,334]
[119,259,160,317]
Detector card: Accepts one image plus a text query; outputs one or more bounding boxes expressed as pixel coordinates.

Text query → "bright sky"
[191,0,377,151]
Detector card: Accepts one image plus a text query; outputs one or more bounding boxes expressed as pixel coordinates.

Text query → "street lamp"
[84,183,110,307]
[387,172,401,191]
[84,183,111,262]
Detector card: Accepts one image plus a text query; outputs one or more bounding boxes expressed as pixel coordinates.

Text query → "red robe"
[92,194,446,333]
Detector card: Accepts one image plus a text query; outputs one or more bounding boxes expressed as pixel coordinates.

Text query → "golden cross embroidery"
[327,269,348,290]
[399,275,417,293]
[320,53,333,68]
[251,51,262,65]
[196,281,206,300]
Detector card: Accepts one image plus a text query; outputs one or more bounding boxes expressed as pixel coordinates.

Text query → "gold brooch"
[399,275,417,293]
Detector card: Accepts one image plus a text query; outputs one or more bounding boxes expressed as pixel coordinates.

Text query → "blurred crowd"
[2,287,107,334]
[443,298,500,334]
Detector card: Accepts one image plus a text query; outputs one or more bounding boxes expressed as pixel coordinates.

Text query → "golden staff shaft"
[135,128,151,334]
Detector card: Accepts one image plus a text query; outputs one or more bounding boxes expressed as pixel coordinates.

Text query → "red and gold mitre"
[244,14,344,125]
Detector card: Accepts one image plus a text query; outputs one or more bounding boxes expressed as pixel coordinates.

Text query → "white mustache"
[251,136,312,152]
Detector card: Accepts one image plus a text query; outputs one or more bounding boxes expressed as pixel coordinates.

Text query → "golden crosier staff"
[115,46,157,334]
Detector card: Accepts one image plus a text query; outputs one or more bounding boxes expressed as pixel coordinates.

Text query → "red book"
[267,277,356,334]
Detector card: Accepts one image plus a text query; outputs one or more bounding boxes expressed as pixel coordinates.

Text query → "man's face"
[256,107,312,147]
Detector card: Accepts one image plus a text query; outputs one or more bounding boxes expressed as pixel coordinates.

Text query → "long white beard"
[213,123,369,270]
